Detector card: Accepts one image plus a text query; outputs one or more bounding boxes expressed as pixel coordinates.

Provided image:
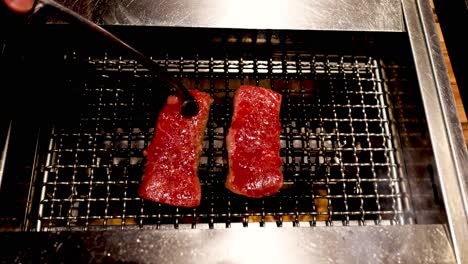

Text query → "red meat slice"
[225,85,283,198]
[138,90,213,207]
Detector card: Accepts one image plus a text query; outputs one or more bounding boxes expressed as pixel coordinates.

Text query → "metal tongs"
[28,0,199,117]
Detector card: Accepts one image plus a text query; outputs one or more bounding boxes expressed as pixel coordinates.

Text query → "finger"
[3,0,34,14]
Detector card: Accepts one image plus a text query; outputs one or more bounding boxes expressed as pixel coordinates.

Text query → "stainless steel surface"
[49,225,455,263]
[33,52,411,231]
[51,0,405,32]
[401,0,468,263]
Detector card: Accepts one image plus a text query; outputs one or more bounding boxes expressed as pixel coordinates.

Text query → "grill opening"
[31,50,412,231]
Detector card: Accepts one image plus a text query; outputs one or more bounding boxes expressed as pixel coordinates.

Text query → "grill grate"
[33,52,410,230]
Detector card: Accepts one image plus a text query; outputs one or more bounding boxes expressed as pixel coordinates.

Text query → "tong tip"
[181,99,199,117]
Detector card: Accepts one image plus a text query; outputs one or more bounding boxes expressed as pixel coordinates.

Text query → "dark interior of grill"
[0,25,445,231]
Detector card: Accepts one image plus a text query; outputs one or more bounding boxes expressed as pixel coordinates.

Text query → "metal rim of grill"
[32,52,412,231]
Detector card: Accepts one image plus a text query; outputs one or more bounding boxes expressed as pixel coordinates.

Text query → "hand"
[3,0,34,14]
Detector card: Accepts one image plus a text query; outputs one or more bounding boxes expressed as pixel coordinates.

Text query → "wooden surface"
[432,4,468,144]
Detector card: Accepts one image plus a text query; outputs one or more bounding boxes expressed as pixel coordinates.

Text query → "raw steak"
[225,85,283,198]
[138,90,213,207]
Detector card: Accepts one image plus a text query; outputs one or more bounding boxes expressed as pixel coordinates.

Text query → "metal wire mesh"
[34,52,410,230]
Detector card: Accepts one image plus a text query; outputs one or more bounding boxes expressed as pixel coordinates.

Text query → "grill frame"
[30,49,412,231]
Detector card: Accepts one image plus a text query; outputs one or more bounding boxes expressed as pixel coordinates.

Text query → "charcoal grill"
[1,0,467,263]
